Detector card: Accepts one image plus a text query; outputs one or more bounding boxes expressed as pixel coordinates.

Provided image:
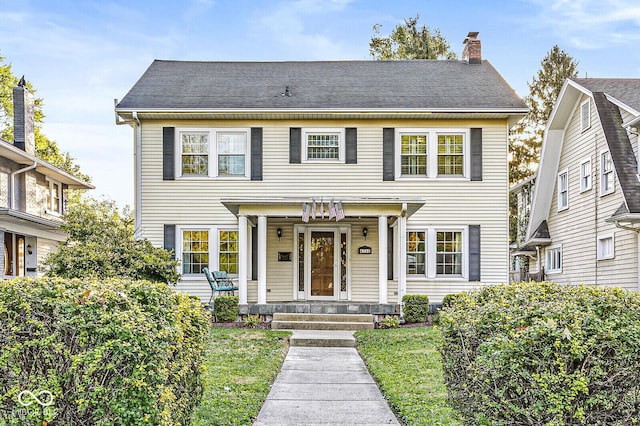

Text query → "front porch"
[239,301,400,316]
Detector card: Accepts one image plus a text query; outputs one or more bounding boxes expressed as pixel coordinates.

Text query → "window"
[46,178,63,214]
[580,159,592,192]
[396,129,468,179]
[407,231,426,274]
[182,230,209,274]
[600,151,614,195]
[304,129,344,161]
[401,134,428,175]
[597,233,615,260]
[437,134,464,175]
[546,245,562,273]
[557,169,568,211]
[3,233,25,277]
[218,230,238,274]
[580,100,591,132]
[178,128,249,178]
[178,226,239,277]
[436,231,463,276]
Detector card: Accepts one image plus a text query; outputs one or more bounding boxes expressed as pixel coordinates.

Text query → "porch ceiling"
[221,197,425,218]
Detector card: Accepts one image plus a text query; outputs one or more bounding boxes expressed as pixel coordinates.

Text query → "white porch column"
[258,215,267,304]
[378,215,388,304]
[398,214,407,302]
[238,215,248,305]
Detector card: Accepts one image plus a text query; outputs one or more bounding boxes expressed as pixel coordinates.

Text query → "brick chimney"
[462,32,481,64]
[13,77,36,155]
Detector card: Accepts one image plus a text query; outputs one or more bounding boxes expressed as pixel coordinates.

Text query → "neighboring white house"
[0,82,93,278]
[525,78,640,291]
[114,33,527,313]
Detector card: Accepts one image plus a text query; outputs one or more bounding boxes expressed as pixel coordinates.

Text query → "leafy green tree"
[43,196,180,283]
[0,51,89,181]
[370,14,457,60]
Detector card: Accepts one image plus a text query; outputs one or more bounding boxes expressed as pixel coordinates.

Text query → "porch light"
[27,244,33,255]
[363,227,368,240]
[277,228,282,240]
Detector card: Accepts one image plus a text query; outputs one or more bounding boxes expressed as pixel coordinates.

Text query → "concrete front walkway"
[254,332,399,425]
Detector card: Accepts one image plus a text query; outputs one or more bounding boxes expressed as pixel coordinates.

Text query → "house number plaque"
[358,246,372,255]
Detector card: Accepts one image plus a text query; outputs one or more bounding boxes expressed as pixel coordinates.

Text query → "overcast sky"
[1,0,639,208]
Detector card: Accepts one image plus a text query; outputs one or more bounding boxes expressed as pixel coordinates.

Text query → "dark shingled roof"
[592,92,640,214]
[116,60,526,111]
[573,78,640,112]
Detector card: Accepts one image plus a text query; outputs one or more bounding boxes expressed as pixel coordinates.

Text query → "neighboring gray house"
[0,82,93,278]
[115,33,527,311]
[525,78,640,290]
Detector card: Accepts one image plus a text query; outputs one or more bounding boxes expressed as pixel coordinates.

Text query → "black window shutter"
[163,127,175,180]
[383,128,395,181]
[345,128,357,164]
[387,226,394,280]
[469,225,481,281]
[251,226,258,280]
[251,127,263,180]
[164,224,176,259]
[289,128,301,164]
[470,128,482,181]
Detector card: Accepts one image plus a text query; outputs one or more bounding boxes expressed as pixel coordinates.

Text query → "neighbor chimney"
[462,32,481,64]
[13,77,35,155]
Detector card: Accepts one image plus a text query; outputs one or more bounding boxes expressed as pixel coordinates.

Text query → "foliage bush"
[438,281,640,425]
[242,314,260,328]
[0,277,210,425]
[214,296,239,323]
[402,294,429,323]
[441,292,465,309]
[378,315,400,329]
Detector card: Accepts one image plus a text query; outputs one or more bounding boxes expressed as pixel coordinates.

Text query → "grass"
[191,327,291,425]
[355,326,462,425]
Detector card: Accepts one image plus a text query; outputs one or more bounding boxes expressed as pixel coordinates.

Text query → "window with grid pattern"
[557,170,568,210]
[601,151,614,195]
[307,134,340,160]
[546,245,562,273]
[400,134,427,175]
[181,132,209,175]
[437,134,464,175]
[182,230,209,274]
[218,230,238,274]
[436,231,463,275]
[217,132,246,175]
[406,231,426,274]
[580,159,591,192]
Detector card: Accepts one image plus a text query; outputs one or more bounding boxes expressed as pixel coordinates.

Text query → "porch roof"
[221,197,425,218]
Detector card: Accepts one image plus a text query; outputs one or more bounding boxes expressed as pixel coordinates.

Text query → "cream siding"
[140,118,509,303]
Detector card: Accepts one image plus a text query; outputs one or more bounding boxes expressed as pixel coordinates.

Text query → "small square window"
[304,129,344,162]
[597,234,615,260]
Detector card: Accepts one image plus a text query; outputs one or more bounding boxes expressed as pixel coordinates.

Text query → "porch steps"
[271,313,374,332]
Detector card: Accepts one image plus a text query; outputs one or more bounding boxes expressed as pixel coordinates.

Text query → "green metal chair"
[203,267,238,304]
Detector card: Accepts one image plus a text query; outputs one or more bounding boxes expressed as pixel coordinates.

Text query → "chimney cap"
[18,75,26,87]
[463,31,480,44]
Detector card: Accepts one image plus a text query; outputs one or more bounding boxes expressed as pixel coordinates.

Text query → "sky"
[1,0,639,208]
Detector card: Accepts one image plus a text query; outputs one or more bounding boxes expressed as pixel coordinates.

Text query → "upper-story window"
[600,150,614,196]
[46,178,63,215]
[396,129,468,179]
[557,169,568,211]
[304,129,344,162]
[178,129,249,178]
[580,158,591,192]
[580,100,591,132]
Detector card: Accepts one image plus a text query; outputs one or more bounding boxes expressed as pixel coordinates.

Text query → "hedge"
[402,294,429,323]
[0,277,210,425]
[214,296,239,323]
[438,282,640,425]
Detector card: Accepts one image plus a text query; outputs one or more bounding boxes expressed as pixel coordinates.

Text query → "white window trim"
[395,128,470,180]
[600,149,615,196]
[580,99,591,132]
[45,177,63,216]
[176,128,251,179]
[597,232,615,260]
[176,225,239,279]
[302,128,345,163]
[405,225,468,280]
[557,168,569,211]
[580,158,592,192]
[546,244,562,274]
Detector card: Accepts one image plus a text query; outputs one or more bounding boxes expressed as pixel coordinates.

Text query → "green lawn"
[355,326,462,425]
[191,327,290,425]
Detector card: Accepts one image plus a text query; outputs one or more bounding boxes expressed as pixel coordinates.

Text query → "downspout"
[9,162,37,209]
[132,112,142,240]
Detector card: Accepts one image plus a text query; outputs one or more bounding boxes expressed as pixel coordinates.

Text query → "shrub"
[402,294,429,323]
[0,277,210,425]
[379,315,400,329]
[214,296,239,323]
[242,314,260,328]
[438,282,640,425]
[441,292,465,309]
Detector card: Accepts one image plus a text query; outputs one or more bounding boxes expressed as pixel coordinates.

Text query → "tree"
[0,51,89,181]
[369,14,457,60]
[43,196,180,283]
[509,45,578,241]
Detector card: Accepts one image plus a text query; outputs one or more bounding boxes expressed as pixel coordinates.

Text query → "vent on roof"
[281,86,292,97]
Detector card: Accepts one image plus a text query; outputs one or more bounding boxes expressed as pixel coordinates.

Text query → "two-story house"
[115,33,527,314]
[1,81,93,278]
[525,78,640,291]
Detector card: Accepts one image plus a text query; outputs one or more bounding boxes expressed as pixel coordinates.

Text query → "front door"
[310,231,336,299]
